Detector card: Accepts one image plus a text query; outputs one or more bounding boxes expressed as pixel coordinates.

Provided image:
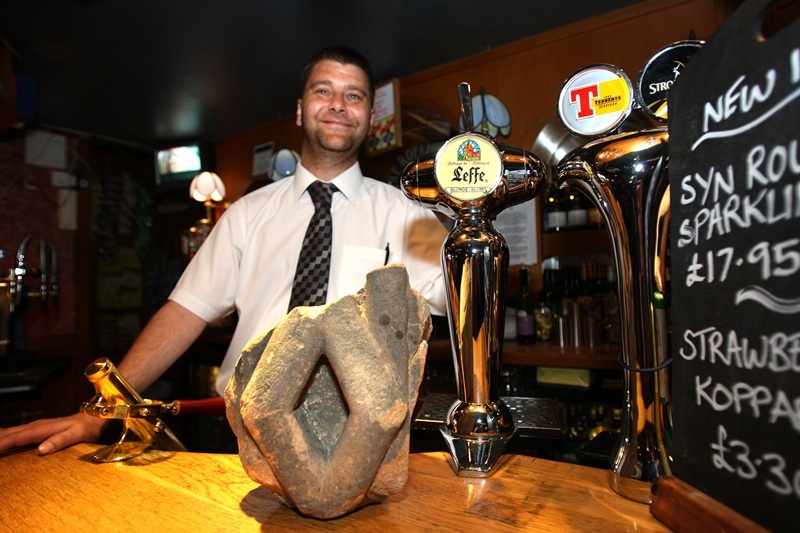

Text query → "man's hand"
[0,412,106,455]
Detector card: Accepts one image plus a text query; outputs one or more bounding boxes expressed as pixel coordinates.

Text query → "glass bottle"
[544,182,567,232]
[566,190,588,229]
[587,203,603,228]
[535,269,555,342]
[601,265,621,344]
[515,267,536,344]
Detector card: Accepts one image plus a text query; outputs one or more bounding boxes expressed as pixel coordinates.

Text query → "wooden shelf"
[188,329,620,370]
[427,338,620,370]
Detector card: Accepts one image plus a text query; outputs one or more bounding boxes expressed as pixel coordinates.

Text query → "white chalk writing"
[694,375,800,431]
[710,424,800,498]
[680,326,800,372]
[683,238,800,286]
[694,48,800,150]
[677,139,800,248]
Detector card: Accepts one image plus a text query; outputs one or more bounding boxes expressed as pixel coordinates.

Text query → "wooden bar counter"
[0,443,669,532]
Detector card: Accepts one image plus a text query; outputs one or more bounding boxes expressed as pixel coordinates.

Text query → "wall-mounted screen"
[154,140,214,192]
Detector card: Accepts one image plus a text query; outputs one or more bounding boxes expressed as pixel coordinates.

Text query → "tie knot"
[307,181,337,210]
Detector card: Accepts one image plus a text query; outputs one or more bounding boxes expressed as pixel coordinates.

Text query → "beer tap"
[39,241,48,303]
[401,82,546,476]
[49,244,58,299]
[1,235,60,360]
[554,41,703,503]
[10,235,32,311]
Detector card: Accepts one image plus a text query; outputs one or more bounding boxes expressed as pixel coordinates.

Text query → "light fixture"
[269,148,300,181]
[458,86,511,138]
[183,171,226,261]
[189,171,227,222]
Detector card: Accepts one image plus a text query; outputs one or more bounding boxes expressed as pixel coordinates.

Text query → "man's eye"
[347,94,363,101]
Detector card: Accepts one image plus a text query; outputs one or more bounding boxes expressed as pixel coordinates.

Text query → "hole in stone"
[293,355,349,459]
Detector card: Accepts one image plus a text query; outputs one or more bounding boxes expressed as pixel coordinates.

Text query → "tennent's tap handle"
[553,40,702,503]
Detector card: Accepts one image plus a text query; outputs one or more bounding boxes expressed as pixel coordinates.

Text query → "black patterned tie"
[288,181,337,311]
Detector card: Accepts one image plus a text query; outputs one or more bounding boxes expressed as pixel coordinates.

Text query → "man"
[0,46,447,455]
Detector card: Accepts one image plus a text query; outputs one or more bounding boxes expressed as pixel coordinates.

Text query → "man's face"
[296,59,373,156]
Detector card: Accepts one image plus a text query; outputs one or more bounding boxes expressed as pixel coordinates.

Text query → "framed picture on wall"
[365,78,402,156]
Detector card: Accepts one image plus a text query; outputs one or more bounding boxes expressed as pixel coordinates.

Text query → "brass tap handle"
[80,397,181,419]
[80,358,186,462]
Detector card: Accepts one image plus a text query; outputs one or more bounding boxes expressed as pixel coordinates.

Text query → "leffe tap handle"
[458,82,474,132]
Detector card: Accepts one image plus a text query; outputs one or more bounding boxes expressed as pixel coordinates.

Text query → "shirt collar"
[291,161,363,203]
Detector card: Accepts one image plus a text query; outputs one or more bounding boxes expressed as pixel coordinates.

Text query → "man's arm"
[115,300,209,392]
[0,301,208,455]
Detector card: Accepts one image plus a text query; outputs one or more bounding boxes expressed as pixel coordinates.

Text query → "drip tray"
[412,393,563,453]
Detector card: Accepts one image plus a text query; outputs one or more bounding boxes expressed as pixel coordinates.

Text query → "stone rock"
[225,264,431,519]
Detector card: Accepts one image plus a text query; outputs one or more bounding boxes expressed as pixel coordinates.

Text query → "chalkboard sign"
[669,1,799,531]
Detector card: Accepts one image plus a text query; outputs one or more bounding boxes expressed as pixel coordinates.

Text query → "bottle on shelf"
[600,265,621,344]
[535,269,555,343]
[559,265,579,316]
[587,202,603,228]
[543,181,567,232]
[577,262,602,347]
[566,189,589,229]
[515,267,536,344]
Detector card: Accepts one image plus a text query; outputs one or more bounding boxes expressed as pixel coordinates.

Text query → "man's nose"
[329,92,346,112]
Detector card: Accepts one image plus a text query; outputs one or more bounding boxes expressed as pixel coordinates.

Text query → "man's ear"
[369,107,375,129]
[296,99,303,127]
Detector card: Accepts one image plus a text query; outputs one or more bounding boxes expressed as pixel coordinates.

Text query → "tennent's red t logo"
[569,84,599,119]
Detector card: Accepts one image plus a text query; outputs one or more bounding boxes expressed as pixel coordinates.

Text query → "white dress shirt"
[169,161,448,395]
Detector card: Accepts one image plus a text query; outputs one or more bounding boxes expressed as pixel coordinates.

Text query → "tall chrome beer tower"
[554,42,702,502]
[558,129,672,502]
[401,83,546,476]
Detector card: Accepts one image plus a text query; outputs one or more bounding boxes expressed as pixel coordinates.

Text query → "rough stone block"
[225,264,431,518]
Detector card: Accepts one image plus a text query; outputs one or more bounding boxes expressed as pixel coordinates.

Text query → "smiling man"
[0,46,448,456]
[298,51,374,168]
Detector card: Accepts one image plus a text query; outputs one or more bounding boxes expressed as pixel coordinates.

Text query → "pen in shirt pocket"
[384,242,390,266]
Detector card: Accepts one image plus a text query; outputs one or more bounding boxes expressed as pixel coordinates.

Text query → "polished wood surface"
[0,443,669,532]
[650,477,769,533]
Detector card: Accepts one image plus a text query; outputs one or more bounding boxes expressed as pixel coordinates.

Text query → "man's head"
[296,47,375,175]
[300,46,375,107]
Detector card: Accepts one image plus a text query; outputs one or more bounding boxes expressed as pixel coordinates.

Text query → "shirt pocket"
[337,244,387,296]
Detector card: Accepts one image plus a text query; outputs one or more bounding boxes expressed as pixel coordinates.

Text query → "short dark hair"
[299,46,375,107]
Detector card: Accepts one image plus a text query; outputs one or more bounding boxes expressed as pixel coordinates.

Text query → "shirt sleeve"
[402,206,448,316]
[168,206,242,322]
